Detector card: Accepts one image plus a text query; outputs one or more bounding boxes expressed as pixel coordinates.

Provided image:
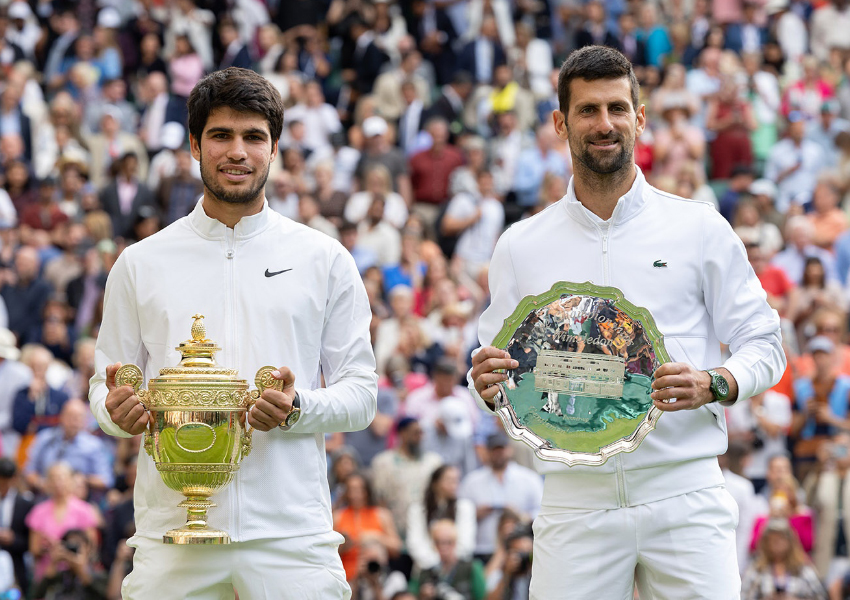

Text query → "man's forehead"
[569,77,633,104]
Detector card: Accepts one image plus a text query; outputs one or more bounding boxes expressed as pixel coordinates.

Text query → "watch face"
[716,377,729,397]
[285,408,301,427]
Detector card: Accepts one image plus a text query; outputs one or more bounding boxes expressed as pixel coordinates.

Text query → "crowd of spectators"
[0,0,847,598]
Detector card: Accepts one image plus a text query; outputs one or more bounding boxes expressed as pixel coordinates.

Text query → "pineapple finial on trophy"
[191,314,206,341]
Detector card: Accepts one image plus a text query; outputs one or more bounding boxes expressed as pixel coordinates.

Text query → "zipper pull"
[602,235,608,253]
[225,249,235,259]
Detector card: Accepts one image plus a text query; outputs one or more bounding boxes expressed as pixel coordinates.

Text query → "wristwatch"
[705,369,730,403]
[278,392,302,430]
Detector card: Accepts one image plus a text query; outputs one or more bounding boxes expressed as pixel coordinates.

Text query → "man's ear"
[189,134,201,162]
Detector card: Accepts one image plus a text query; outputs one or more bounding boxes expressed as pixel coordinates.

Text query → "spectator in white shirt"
[459,431,543,559]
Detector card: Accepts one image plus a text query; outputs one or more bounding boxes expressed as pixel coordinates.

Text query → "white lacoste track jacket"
[90,199,378,541]
[470,167,785,510]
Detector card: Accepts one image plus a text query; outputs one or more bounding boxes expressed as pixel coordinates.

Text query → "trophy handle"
[241,366,284,457]
[114,364,154,456]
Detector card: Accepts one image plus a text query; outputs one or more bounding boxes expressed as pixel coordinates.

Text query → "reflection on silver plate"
[492,281,670,467]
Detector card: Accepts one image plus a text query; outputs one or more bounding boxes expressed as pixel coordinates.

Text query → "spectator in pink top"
[26,462,100,584]
[168,33,205,100]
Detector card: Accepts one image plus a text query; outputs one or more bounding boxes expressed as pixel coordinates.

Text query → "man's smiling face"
[554,77,645,176]
[191,106,277,207]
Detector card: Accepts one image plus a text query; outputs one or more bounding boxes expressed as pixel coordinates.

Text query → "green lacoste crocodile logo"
[653,260,668,268]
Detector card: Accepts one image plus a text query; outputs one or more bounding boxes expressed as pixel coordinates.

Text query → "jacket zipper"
[225,227,239,537]
[598,215,628,507]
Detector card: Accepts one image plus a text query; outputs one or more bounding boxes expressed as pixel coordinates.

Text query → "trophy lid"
[151,314,243,384]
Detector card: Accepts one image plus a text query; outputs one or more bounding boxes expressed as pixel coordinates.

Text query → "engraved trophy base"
[163,497,231,545]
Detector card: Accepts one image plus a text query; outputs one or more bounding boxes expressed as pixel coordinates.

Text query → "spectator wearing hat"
[356,116,412,207]
[99,152,155,240]
[371,417,443,540]
[749,178,785,233]
[766,0,808,65]
[0,457,33,594]
[806,100,850,168]
[765,112,826,212]
[791,336,850,468]
[458,431,542,561]
[652,98,705,179]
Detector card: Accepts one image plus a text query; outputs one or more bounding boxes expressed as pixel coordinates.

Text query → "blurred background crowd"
[0,0,846,598]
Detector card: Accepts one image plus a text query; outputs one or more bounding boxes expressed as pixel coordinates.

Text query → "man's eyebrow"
[205,126,269,137]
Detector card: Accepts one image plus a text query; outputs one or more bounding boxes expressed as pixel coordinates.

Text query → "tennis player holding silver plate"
[489,281,669,467]
[468,46,784,599]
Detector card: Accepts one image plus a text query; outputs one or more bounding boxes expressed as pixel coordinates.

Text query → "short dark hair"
[557,46,640,116]
[187,67,285,146]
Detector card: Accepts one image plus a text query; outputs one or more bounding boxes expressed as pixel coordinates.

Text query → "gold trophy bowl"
[115,314,280,545]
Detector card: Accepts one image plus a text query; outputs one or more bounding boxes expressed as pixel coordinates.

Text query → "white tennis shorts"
[530,485,741,600]
[121,530,350,599]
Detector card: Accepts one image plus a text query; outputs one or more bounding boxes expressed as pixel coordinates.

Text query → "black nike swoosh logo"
[264,268,293,278]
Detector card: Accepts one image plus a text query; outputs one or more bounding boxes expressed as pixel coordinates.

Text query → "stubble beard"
[200,159,271,205]
[571,131,634,176]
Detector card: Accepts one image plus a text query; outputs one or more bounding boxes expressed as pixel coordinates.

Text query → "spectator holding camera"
[484,525,533,600]
[410,519,486,600]
[31,528,108,600]
[742,518,826,600]
[349,538,408,600]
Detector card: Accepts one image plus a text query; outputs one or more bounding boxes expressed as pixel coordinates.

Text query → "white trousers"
[530,485,741,600]
[121,531,350,600]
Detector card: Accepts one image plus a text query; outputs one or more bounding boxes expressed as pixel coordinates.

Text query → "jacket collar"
[562,165,648,227]
[188,197,273,239]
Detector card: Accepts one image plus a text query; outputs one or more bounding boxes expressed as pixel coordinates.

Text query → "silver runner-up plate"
[492,282,670,467]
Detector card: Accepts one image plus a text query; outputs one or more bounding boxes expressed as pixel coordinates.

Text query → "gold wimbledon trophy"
[115,314,281,545]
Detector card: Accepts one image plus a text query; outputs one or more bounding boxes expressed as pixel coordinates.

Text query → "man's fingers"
[248,406,279,431]
[105,362,123,392]
[129,412,150,435]
[109,395,141,424]
[651,374,695,391]
[653,397,698,412]
[104,387,135,412]
[476,372,509,397]
[252,398,288,427]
